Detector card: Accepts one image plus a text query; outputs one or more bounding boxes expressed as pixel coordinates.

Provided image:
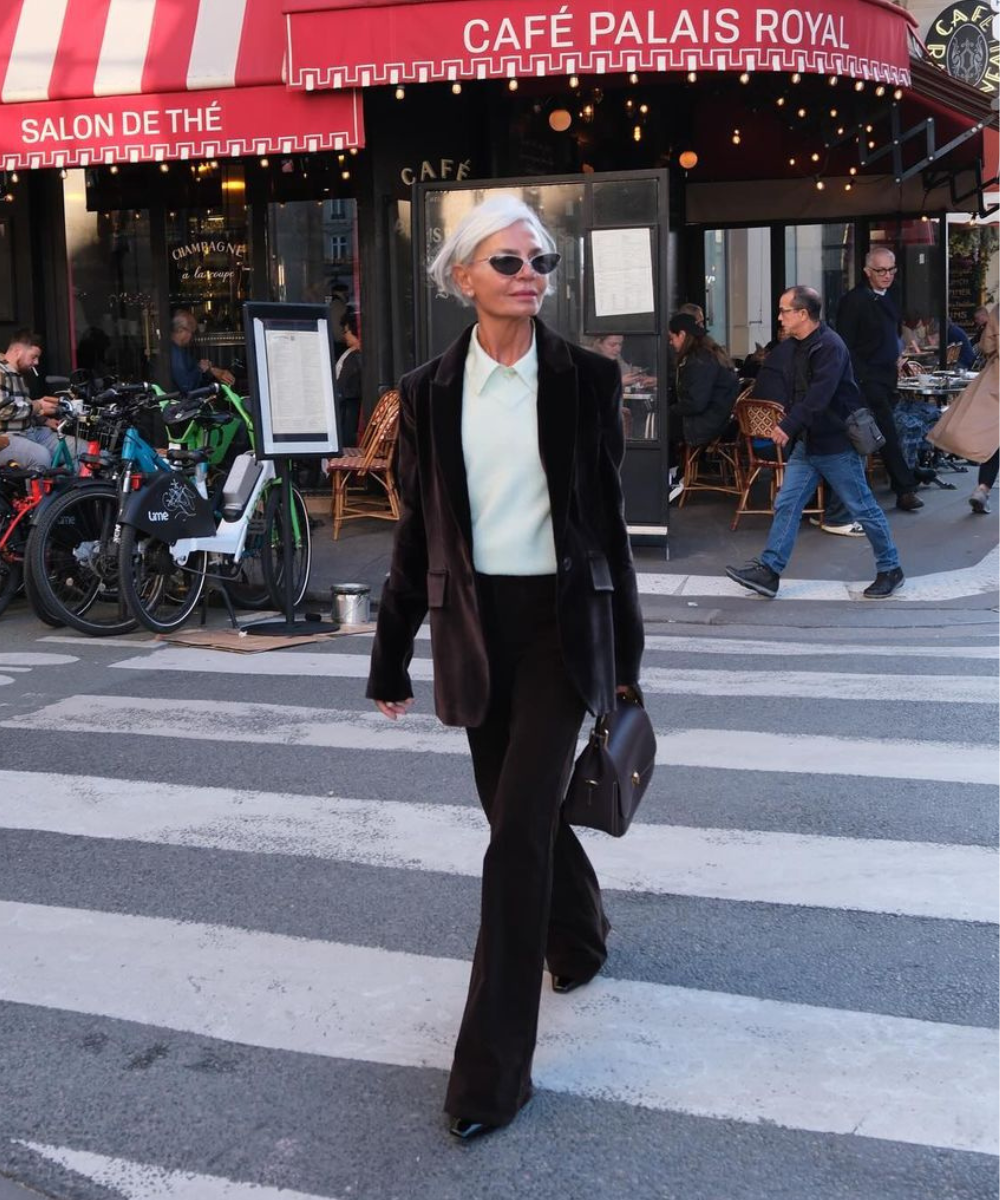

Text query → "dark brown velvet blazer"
[366,318,644,728]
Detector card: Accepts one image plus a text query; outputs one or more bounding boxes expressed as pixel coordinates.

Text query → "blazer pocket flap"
[427,569,449,608]
[588,553,614,592]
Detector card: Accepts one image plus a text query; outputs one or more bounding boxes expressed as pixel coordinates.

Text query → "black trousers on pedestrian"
[861,375,916,496]
[979,449,999,490]
[444,574,609,1127]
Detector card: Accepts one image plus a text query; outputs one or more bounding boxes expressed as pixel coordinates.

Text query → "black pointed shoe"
[725,560,779,599]
[862,567,905,599]
[552,974,586,994]
[449,1118,496,1141]
[896,492,924,511]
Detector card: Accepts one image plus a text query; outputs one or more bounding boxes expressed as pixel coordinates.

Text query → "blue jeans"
[761,442,901,575]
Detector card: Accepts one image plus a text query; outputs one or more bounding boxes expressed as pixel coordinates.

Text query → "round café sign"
[926,1,999,93]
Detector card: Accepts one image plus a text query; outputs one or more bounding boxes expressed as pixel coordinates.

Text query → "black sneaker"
[726,560,780,599]
[862,567,905,599]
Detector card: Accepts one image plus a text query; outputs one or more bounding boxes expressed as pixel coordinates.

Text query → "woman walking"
[366,195,644,1139]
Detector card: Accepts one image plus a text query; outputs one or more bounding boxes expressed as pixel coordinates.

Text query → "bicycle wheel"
[261,483,312,610]
[27,482,137,636]
[220,490,271,610]
[118,521,208,634]
[0,495,23,617]
[22,558,65,627]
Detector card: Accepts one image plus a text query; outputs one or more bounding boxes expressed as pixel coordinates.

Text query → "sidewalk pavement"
[304,471,999,626]
[0,1177,47,1199]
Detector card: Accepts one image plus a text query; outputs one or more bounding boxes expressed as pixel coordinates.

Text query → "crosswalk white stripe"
[319,626,1000,661]
[6,695,996,784]
[17,1143,332,1200]
[106,648,997,703]
[1,772,994,921]
[1,902,995,1154]
[641,635,1000,660]
[636,545,1000,603]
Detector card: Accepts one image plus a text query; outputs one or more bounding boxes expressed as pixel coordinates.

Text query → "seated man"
[170,311,235,392]
[0,329,64,469]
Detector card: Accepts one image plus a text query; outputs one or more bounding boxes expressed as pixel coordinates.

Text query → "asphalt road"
[0,587,997,1200]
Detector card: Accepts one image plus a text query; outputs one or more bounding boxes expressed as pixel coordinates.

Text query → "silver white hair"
[428,194,558,306]
[865,245,896,268]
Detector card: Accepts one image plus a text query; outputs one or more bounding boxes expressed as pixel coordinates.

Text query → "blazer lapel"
[430,326,475,548]
[534,318,578,547]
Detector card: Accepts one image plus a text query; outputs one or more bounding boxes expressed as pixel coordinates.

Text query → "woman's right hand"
[375,699,414,720]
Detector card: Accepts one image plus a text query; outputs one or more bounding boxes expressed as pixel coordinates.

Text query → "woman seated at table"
[665,312,739,467]
[589,334,655,389]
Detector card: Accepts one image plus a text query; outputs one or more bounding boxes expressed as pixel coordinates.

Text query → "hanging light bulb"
[849,166,858,176]
[451,82,462,94]
[732,129,741,145]
[868,139,876,149]
[110,164,119,174]
[865,124,873,133]
[686,71,697,83]
[844,182,852,191]
[854,80,865,91]
[395,85,405,100]
[633,125,642,142]
[678,150,698,169]
[639,103,648,114]
[828,75,839,86]
[836,126,845,136]
[776,97,786,107]
[59,168,67,179]
[739,72,750,84]
[10,171,18,183]
[629,72,638,84]
[829,108,838,118]
[815,179,825,190]
[548,109,572,132]
[159,162,169,173]
[893,88,903,100]
[259,157,269,168]
[508,78,518,91]
[797,107,807,118]
[569,74,579,89]
[810,152,819,162]
[342,170,351,180]
[875,85,886,97]
[788,157,796,166]
[626,97,634,111]
[791,72,801,83]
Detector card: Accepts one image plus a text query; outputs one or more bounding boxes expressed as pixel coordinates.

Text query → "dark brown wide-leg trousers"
[443,574,610,1127]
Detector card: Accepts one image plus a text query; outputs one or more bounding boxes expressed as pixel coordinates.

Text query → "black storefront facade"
[0,0,995,546]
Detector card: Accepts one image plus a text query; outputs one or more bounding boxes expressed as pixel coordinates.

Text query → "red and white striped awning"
[0,0,363,168]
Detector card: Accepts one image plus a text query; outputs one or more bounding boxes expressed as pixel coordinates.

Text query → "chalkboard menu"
[949,254,980,332]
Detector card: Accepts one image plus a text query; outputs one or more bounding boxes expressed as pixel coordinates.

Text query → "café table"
[896,373,976,474]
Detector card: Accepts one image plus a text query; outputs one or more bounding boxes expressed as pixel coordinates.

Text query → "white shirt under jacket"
[461,324,558,576]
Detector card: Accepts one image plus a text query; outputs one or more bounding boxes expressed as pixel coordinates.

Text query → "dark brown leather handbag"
[563,694,656,837]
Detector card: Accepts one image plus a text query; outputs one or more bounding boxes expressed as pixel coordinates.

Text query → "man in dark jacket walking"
[834,248,925,511]
[726,286,905,600]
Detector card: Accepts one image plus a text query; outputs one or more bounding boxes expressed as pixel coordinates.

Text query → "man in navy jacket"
[726,286,905,601]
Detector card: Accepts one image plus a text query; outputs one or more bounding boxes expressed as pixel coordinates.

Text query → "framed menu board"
[244,302,341,459]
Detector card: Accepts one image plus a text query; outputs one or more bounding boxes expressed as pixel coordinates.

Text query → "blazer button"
[561,556,573,572]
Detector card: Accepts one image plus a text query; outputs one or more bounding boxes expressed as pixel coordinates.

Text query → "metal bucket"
[331,583,370,626]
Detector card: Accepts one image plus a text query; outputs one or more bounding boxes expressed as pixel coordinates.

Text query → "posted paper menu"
[591,228,655,318]
[264,327,328,436]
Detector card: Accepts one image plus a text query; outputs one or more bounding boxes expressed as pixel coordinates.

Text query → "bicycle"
[116,391,311,634]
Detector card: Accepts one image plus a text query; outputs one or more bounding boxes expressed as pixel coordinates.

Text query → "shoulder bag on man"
[563,692,656,837]
[844,406,886,457]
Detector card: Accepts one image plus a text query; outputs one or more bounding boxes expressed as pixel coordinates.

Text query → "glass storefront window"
[166,165,251,384]
[785,223,855,328]
[64,169,155,381]
[704,227,770,362]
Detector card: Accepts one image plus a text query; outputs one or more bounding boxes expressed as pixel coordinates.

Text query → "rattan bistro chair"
[730,397,824,530]
[327,389,401,540]
[677,384,750,507]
